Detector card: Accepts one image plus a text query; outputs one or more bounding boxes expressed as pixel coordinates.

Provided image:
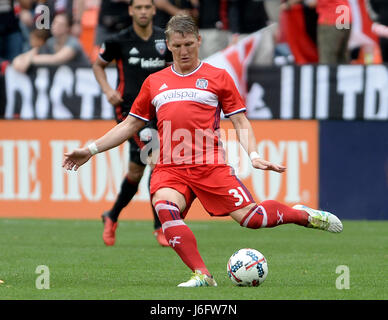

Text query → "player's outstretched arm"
[62,115,145,171]
[229,112,286,173]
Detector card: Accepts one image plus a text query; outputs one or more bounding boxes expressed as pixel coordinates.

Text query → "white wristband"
[249,151,260,161]
[88,142,99,156]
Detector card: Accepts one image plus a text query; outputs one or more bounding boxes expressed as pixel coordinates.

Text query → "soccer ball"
[227,248,268,286]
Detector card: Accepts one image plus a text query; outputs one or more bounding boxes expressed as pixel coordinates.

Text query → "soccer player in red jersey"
[63,14,343,287]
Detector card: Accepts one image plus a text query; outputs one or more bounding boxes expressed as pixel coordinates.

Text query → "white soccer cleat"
[293,204,343,233]
[177,270,217,287]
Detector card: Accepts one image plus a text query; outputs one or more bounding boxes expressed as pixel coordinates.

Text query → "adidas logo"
[159,83,168,91]
[129,47,139,55]
[128,57,140,64]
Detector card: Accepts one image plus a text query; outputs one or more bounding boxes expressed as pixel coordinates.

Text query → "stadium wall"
[0,120,318,220]
[319,121,388,220]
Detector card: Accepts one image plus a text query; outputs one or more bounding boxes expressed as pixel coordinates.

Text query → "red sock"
[240,200,309,229]
[154,200,210,276]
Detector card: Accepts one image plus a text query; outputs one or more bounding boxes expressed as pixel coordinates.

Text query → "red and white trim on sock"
[154,200,210,276]
[240,200,309,229]
[240,204,267,228]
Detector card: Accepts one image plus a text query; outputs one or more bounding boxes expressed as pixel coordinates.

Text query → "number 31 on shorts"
[228,187,250,206]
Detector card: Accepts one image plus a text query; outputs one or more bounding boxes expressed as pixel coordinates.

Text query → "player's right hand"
[252,158,286,173]
[105,89,124,106]
[62,148,92,171]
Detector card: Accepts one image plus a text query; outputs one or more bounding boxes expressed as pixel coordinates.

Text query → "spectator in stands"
[0,0,32,61]
[369,0,388,62]
[153,0,195,29]
[34,12,89,63]
[228,0,269,44]
[70,0,86,37]
[32,0,85,37]
[12,12,89,73]
[29,27,51,47]
[197,0,229,59]
[19,1,36,52]
[279,0,318,64]
[227,0,273,66]
[0,57,7,116]
[12,27,50,72]
[315,0,352,64]
[344,0,381,65]
[94,0,132,46]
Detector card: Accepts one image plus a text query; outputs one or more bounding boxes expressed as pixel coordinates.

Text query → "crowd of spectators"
[1,0,388,74]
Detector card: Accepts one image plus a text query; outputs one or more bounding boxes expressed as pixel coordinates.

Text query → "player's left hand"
[62,148,92,171]
[251,158,286,173]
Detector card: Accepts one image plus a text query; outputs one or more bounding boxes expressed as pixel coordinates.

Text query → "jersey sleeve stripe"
[129,112,150,122]
[224,107,247,117]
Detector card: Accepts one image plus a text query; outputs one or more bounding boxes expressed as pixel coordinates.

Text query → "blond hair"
[165,14,199,40]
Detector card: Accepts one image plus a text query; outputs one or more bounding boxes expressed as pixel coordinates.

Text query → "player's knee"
[152,188,187,212]
[127,165,145,183]
[154,200,182,224]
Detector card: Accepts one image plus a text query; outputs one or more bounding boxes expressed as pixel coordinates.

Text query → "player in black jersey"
[93,0,172,247]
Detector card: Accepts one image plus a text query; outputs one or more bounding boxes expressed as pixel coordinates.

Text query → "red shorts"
[150,165,255,218]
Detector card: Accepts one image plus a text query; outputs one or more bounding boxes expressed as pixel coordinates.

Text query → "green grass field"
[0,218,387,300]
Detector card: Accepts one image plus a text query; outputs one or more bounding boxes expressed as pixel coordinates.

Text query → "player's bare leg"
[152,188,217,287]
[230,201,342,233]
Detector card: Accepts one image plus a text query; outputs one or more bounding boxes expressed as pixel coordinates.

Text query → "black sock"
[109,176,139,222]
[149,170,162,230]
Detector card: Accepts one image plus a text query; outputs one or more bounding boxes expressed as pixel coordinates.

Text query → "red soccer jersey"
[129,62,246,166]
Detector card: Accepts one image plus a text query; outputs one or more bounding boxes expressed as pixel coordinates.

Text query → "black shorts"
[128,119,158,166]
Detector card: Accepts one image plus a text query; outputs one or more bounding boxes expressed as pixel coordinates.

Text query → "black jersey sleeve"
[99,38,119,63]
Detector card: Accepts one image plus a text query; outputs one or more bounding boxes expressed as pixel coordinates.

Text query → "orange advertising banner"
[0,120,318,220]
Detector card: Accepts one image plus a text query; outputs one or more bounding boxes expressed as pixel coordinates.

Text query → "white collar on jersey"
[171,62,203,77]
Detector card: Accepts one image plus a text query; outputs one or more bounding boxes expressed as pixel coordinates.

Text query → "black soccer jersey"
[99,26,173,122]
